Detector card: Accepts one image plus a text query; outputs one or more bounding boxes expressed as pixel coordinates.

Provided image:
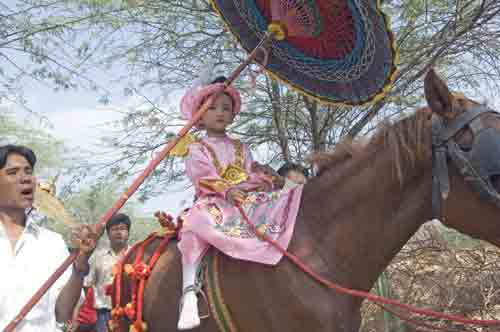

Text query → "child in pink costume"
[177,76,303,330]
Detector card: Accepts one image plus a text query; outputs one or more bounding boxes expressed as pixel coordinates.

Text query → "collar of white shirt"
[0,213,73,332]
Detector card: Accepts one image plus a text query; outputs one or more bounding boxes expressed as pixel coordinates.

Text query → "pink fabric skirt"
[178,186,303,265]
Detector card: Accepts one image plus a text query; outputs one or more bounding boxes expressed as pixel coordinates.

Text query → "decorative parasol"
[211,0,398,106]
[4,1,398,330]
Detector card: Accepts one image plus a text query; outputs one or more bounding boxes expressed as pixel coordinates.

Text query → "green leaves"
[0,112,67,173]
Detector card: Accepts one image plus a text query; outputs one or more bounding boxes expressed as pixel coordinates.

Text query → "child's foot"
[178,291,200,330]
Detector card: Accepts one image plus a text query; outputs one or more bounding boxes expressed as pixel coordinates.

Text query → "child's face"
[200,93,234,134]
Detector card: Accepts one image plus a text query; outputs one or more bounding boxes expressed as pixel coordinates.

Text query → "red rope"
[135,236,172,327]
[111,238,146,332]
[236,204,500,329]
[149,236,171,266]
[132,235,157,306]
[113,264,122,324]
[136,279,146,326]
[115,241,143,311]
[110,232,175,332]
[375,302,474,332]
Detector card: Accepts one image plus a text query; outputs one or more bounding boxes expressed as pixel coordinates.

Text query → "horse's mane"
[310,108,432,183]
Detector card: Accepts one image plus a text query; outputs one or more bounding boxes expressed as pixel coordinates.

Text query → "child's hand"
[251,162,284,189]
[227,188,247,205]
[273,175,285,189]
[251,162,275,177]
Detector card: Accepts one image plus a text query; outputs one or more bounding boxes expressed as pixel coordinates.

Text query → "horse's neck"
[300,143,433,294]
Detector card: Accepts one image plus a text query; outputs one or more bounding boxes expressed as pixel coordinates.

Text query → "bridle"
[432,104,500,219]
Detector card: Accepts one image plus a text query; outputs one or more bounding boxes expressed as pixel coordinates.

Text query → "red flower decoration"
[111,306,124,319]
[124,264,135,277]
[134,262,151,280]
[108,319,119,332]
[124,302,136,320]
[130,320,148,332]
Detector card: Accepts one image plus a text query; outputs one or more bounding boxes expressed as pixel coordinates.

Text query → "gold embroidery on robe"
[199,179,231,193]
[206,203,223,225]
[197,139,249,185]
[220,164,248,185]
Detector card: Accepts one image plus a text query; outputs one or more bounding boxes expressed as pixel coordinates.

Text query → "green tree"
[61,179,158,244]
[0,107,67,175]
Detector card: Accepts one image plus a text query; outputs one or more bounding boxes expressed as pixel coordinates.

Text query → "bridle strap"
[431,118,449,219]
[438,106,488,142]
[431,105,500,219]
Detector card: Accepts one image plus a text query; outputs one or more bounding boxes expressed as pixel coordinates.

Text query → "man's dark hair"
[106,213,131,233]
[277,163,309,178]
[0,145,37,169]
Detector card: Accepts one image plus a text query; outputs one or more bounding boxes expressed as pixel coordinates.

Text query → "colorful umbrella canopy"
[211,0,398,106]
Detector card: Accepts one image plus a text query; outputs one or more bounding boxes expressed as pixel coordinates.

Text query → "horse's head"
[424,68,500,246]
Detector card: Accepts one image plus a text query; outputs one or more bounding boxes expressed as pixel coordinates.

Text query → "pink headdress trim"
[180,83,242,123]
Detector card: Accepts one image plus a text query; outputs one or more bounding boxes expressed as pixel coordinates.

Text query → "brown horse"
[115,69,500,332]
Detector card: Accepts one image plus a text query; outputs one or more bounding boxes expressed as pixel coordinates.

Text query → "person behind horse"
[68,282,97,332]
[0,144,97,332]
[176,74,304,330]
[277,163,309,190]
[84,213,131,332]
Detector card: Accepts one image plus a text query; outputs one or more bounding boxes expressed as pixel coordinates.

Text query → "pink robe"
[178,135,303,265]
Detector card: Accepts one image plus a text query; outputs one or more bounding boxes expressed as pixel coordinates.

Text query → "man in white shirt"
[85,213,131,332]
[0,145,97,332]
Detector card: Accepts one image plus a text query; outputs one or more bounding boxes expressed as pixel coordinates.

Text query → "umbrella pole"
[225,32,273,86]
[3,31,275,332]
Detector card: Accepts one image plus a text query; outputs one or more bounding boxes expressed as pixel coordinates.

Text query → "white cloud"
[45,107,124,150]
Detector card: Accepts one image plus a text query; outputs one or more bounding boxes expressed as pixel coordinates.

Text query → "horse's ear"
[424,68,455,119]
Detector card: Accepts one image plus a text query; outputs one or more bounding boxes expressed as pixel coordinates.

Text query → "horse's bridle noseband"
[432,105,500,219]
